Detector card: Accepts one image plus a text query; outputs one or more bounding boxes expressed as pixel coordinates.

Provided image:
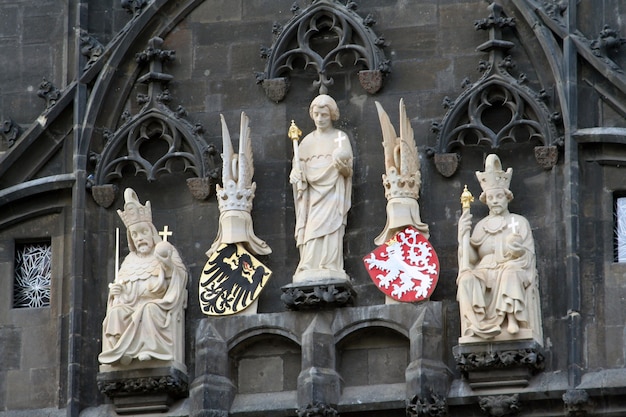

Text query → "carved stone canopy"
[258,0,390,101]
[89,37,220,206]
[431,2,561,177]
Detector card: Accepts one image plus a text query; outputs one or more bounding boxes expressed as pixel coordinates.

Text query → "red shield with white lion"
[363,226,439,302]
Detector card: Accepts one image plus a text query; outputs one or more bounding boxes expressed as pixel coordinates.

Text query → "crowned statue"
[456,155,542,345]
[99,188,188,369]
[289,94,353,283]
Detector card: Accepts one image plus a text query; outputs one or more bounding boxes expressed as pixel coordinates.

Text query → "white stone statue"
[99,188,188,369]
[374,98,429,245]
[289,94,353,282]
[457,155,542,344]
[207,112,271,257]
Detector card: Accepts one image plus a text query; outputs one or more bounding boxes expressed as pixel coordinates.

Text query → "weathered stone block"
[0,327,21,370]
[238,356,284,393]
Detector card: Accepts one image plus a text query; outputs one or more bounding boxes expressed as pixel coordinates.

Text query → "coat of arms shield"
[363,226,439,302]
[199,243,272,315]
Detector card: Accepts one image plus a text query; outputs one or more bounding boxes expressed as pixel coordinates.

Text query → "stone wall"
[1,0,626,416]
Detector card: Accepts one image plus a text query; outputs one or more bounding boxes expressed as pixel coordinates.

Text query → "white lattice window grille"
[13,241,52,308]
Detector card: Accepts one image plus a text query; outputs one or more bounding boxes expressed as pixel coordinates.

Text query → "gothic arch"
[257,0,390,102]
[78,0,209,170]
[431,2,562,177]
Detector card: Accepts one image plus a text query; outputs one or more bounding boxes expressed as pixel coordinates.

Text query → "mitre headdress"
[117,188,152,227]
[476,154,512,192]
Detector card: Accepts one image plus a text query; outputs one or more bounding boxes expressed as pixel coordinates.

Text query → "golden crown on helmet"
[476,154,512,192]
[117,188,152,227]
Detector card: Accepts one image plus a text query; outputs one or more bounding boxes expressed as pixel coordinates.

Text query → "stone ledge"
[281,278,356,310]
[97,366,188,415]
[453,340,544,391]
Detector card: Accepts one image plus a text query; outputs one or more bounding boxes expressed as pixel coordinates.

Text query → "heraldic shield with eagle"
[199,112,272,316]
[199,243,271,315]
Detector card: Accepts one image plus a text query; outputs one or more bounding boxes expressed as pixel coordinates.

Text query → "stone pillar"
[297,314,341,416]
[406,302,451,416]
[189,320,235,417]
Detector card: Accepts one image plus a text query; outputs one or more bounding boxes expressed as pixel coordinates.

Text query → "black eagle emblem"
[199,243,271,315]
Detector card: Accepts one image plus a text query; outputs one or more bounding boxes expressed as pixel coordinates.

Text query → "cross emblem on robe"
[334,132,346,147]
[508,218,519,234]
[159,225,173,242]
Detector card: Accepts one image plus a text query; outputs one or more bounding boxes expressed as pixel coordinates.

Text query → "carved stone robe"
[99,243,187,366]
[293,129,352,281]
[457,212,542,343]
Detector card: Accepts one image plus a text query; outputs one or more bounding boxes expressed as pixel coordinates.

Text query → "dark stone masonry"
[1,1,626,416]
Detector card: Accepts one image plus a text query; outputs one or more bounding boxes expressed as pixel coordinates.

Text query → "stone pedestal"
[453,340,544,391]
[281,278,355,310]
[97,366,188,414]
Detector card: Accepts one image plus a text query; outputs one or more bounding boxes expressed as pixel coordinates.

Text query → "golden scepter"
[288,120,304,197]
[460,185,474,272]
[288,120,302,165]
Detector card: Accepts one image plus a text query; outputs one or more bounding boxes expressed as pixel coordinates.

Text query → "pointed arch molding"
[257,0,390,102]
[431,2,561,177]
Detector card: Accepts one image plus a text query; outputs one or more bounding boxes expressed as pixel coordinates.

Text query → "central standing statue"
[289,94,353,283]
[456,155,542,344]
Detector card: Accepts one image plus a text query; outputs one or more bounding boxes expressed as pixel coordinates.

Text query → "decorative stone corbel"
[453,341,544,390]
[478,394,520,417]
[281,280,355,310]
[78,29,104,70]
[297,402,339,417]
[1,118,21,148]
[97,367,188,414]
[37,78,61,111]
[562,389,594,417]
[121,0,147,17]
[406,391,448,417]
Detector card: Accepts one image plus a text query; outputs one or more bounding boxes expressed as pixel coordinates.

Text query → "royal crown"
[216,180,256,212]
[382,166,421,200]
[475,154,512,192]
[117,188,152,227]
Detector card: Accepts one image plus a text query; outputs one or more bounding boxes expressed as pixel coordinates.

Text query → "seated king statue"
[456,154,542,345]
[99,188,188,369]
